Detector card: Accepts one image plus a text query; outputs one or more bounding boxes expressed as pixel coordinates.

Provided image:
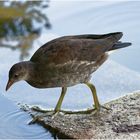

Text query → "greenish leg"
[28,83,112,125]
[86,82,100,110]
[54,87,67,112]
[29,87,67,124]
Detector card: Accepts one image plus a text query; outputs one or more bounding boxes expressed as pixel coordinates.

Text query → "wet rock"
[20,92,140,139]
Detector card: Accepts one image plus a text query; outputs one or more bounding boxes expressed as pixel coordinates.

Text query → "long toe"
[59,108,96,115]
[28,111,55,125]
[31,106,54,113]
[101,105,112,111]
[93,104,112,112]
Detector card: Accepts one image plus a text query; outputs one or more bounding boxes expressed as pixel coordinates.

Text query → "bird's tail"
[110,42,132,51]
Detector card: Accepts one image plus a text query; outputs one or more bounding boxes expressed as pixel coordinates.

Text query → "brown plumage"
[31,32,122,64]
[6,32,131,114]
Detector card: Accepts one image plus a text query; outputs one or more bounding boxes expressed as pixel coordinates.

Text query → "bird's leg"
[85,82,112,111]
[86,82,100,111]
[29,87,67,124]
[53,83,110,116]
[28,84,112,125]
[54,87,67,114]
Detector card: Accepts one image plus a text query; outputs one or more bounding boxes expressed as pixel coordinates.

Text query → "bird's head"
[6,62,29,91]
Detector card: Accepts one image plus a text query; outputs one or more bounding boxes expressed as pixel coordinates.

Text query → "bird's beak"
[6,79,14,91]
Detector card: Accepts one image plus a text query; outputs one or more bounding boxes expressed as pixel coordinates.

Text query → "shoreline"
[20,91,140,139]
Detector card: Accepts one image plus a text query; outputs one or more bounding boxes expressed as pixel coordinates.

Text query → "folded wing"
[31,32,123,65]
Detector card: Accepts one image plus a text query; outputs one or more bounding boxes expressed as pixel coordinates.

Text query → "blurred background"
[0,0,140,139]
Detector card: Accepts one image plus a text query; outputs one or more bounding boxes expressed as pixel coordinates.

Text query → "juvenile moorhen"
[6,32,131,114]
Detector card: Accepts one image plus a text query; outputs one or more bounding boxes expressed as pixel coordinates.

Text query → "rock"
[20,92,140,139]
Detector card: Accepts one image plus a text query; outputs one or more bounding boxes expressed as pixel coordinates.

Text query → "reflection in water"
[0,1,51,60]
[0,1,140,139]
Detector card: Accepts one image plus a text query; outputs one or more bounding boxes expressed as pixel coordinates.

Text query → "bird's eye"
[14,74,19,78]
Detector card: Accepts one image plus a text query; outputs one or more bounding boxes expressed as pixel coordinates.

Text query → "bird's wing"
[30,32,122,65]
[66,32,123,40]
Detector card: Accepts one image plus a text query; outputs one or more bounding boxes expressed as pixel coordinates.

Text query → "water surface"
[0,1,140,139]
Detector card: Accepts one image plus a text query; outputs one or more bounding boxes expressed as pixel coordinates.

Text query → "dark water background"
[0,1,140,139]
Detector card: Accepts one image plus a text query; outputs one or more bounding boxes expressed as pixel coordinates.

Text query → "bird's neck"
[21,61,36,80]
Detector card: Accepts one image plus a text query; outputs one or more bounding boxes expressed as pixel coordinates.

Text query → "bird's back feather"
[31,32,123,65]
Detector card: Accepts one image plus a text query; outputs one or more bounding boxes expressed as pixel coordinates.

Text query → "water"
[0,94,51,139]
[0,1,140,139]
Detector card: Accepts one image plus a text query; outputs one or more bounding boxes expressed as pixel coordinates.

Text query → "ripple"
[0,1,140,139]
[86,2,140,30]
[0,110,51,139]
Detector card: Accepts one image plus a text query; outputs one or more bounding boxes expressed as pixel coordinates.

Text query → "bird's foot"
[45,108,97,119]
[101,105,112,111]
[29,110,64,124]
[31,106,54,113]
[29,108,98,125]
[93,104,112,112]
[28,105,110,125]
[28,111,54,125]
[59,108,97,115]
[28,106,55,125]
[51,110,60,119]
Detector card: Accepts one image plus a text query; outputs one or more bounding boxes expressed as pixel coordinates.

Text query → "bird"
[6,32,131,115]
